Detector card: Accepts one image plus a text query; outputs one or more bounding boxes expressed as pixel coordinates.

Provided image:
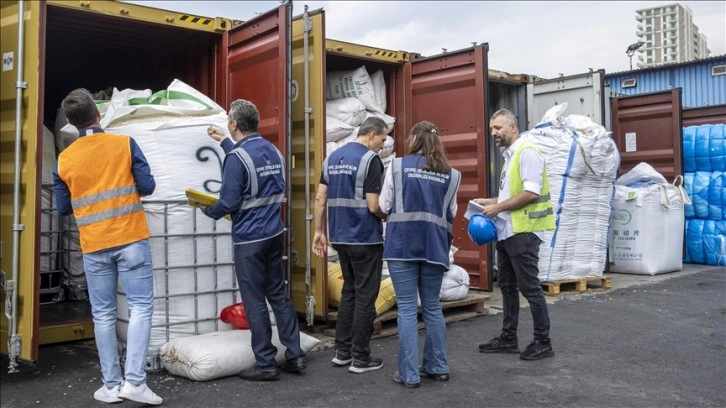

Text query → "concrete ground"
[1,264,724,408]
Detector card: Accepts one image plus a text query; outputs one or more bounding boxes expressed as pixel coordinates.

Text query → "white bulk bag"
[326,116,355,142]
[370,70,387,112]
[609,176,690,275]
[326,98,367,127]
[160,328,320,381]
[378,136,394,158]
[326,66,382,113]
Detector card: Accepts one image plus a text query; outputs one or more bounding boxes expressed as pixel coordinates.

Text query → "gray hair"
[357,117,387,137]
[491,109,519,128]
[229,99,259,134]
[62,88,97,129]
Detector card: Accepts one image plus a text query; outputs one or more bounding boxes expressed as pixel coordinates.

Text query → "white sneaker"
[118,382,163,405]
[93,385,122,403]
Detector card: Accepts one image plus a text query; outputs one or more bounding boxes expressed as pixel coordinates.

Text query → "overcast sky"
[124,1,725,79]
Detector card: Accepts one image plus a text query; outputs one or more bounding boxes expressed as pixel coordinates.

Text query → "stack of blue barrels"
[683,123,726,266]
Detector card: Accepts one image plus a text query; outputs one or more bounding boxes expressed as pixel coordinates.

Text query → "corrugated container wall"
[605,55,726,108]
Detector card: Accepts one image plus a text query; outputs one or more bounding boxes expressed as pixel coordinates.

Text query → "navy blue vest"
[228,135,285,243]
[383,155,460,267]
[324,142,383,244]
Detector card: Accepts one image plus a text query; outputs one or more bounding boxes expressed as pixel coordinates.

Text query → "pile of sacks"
[325,66,396,170]
[683,123,726,265]
[523,103,620,281]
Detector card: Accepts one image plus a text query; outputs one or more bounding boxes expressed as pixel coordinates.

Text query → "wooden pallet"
[325,291,490,339]
[540,276,612,296]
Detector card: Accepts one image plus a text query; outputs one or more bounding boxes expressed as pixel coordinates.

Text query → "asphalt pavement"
[1,265,724,408]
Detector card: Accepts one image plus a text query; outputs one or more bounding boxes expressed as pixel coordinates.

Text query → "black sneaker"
[478,335,520,353]
[520,340,554,361]
[393,371,420,388]
[419,366,450,381]
[348,357,383,373]
[331,349,352,366]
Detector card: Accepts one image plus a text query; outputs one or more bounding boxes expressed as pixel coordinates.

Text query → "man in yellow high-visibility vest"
[473,109,556,361]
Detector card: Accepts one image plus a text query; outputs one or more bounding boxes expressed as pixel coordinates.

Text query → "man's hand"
[190,202,208,212]
[481,203,502,218]
[312,232,328,259]
[207,126,226,142]
[473,198,497,207]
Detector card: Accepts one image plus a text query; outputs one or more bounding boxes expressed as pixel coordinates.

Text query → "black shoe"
[280,356,307,373]
[520,340,554,360]
[238,366,280,381]
[348,357,383,373]
[331,349,352,366]
[478,335,520,353]
[419,366,450,381]
[393,371,420,388]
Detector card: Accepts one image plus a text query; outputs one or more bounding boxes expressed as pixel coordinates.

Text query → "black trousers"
[332,243,384,362]
[234,234,303,370]
[496,232,551,342]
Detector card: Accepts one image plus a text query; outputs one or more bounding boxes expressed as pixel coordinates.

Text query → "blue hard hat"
[468,214,497,245]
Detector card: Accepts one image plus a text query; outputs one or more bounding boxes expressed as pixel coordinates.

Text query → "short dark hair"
[229,99,259,134]
[61,88,97,129]
[491,109,519,129]
[357,117,387,137]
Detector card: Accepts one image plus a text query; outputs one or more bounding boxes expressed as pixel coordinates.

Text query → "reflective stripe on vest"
[326,149,376,206]
[233,146,286,210]
[388,158,460,233]
[507,142,556,232]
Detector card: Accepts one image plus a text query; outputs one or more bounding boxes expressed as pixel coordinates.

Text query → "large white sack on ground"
[440,264,469,301]
[370,70,387,113]
[326,98,367,127]
[326,116,355,142]
[609,181,688,275]
[160,328,320,381]
[326,66,382,113]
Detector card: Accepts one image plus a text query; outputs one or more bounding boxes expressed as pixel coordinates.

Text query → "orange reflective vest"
[57,133,150,253]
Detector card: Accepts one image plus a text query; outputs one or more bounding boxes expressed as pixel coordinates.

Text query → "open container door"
[1,0,43,366]
[405,45,492,290]
[220,2,293,281]
[290,8,327,321]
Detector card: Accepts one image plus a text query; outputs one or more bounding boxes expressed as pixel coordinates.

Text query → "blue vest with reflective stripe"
[383,155,460,268]
[324,142,383,244]
[228,135,285,243]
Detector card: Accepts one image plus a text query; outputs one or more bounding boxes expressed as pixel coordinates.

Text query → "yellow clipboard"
[185,189,232,221]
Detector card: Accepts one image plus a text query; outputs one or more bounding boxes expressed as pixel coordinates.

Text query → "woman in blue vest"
[380,121,461,388]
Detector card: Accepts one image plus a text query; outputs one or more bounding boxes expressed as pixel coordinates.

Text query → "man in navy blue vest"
[313,117,388,373]
[198,99,305,381]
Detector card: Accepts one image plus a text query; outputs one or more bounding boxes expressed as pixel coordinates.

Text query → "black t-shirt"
[320,155,384,194]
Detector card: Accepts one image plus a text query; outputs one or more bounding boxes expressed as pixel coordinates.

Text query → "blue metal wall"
[605,56,726,108]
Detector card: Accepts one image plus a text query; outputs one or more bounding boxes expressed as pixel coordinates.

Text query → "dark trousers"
[497,232,551,342]
[234,234,303,370]
[332,243,383,362]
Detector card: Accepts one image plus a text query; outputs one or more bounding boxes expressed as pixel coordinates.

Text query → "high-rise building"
[635,3,711,68]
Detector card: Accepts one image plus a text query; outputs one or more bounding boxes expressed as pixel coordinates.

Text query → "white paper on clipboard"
[464,200,485,220]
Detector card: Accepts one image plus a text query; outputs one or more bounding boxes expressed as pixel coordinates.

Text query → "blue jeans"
[83,239,153,387]
[388,260,448,384]
[234,234,303,370]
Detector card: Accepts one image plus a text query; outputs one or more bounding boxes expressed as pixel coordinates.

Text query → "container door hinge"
[15,81,27,89]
